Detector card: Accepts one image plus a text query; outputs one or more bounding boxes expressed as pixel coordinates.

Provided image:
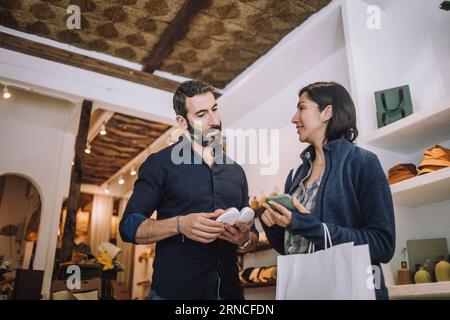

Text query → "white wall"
[0,87,79,298]
[228,47,350,196]
[343,0,450,136]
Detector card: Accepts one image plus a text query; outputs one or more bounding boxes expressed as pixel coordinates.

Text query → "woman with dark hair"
[260,82,395,300]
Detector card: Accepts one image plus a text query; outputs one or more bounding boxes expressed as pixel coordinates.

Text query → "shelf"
[390,166,450,208]
[388,282,450,300]
[241,280,276,289]
[362,98,450,154]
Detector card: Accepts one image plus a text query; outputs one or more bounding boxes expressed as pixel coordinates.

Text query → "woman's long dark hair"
[299,82,359,143]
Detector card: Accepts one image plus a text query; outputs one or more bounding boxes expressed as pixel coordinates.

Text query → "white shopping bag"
[276,223,375,300]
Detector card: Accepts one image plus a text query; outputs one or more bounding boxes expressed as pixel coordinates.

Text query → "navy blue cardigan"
[260,138,396,300]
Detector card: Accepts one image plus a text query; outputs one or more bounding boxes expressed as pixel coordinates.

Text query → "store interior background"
[0,0,449,299]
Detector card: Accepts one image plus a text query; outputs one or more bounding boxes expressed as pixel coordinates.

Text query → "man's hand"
[261,197,309,228]
[179,211,225,244]
[214,208,254,245]
[218,220,254,245]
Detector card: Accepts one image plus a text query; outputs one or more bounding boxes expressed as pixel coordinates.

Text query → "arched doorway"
[0,174,42,270]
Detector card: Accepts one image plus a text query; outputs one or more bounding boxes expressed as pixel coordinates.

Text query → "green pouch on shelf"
[374,85,413,128]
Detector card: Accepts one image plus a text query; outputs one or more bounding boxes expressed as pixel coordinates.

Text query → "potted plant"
[0,256,14,300]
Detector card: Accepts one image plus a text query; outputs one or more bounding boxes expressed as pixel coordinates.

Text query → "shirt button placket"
[212,169,217,207]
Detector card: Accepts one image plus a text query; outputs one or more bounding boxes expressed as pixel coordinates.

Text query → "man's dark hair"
[173,80,216,118]
[299,82,359,143]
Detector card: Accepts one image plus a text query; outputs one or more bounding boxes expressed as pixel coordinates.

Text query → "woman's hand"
[261,201,292,228]
[292,197,310,214]
[261,197,310,228]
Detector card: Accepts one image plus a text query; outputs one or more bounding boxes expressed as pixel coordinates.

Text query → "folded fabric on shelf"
[417,145,450,176]
[239,265,277,285]
[388,163,418,185]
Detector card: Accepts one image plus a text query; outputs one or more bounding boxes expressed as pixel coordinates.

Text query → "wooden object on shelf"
[398,263,413,285]
[390,166,450,208]
[362,98,450,154]
[388,282,450,300]
[398,269,413,285]
[242,279,276,289]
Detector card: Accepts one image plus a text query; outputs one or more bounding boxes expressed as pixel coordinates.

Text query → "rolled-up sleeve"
[119,153,165,243]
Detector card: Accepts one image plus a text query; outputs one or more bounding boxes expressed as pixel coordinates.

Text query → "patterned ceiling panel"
[0,0,331,88]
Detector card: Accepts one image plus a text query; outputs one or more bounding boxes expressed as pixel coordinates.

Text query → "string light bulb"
[84,142,91,154]
[118,176,125,185]
[104,185,110,194]
[130,167,137,176]
[3,85,11,99]
[100,123,107,136]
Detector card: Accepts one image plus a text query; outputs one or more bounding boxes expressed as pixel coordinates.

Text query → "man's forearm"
[135,216,178,245]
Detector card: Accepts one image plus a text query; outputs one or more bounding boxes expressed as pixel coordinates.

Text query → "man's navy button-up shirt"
[119,137,255,300]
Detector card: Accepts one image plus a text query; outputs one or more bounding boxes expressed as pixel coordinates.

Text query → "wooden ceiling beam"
[94,137,150,150]
[105,126,161,140]
[91,144,138,157]
[93,140,141,154]
[142,0,211,73]
[112,114,172,129]
[110,122,169,134]
[101,127,175,188]
[0,31,180,93]
[60,100,92,262]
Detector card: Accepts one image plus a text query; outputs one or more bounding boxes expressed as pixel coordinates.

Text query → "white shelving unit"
[362,98,450,154]
[388,282,450,300]
[362,99,450,299]
[390,167,450,208]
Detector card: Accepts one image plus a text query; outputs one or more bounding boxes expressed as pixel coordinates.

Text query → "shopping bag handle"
[307,223,332,254]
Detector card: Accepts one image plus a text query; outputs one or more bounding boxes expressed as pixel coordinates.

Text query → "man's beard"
[187,120,222,147]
